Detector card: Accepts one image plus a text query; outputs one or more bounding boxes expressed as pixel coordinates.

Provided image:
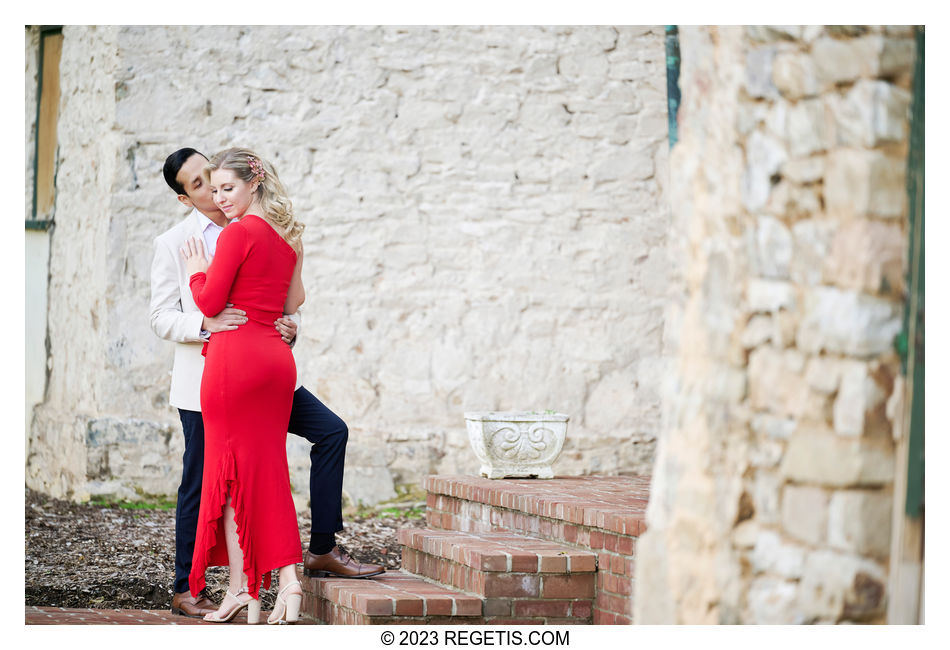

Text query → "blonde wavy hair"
[204,147,305,250]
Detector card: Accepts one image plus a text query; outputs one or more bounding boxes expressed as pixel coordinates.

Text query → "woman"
[181,148,306,624]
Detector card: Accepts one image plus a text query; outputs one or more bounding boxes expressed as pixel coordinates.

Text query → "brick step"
[424,475,649,539]
[399,528,595,623]
[422,475,648,625]
[302,570,483,624]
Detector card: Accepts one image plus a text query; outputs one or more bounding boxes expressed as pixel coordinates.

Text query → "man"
[150,147,383,619]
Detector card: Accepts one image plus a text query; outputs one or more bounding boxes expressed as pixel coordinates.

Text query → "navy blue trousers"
[173,386,348,594]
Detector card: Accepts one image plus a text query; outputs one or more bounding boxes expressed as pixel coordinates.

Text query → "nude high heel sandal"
[247,596,262,625]
[267,580,302,625]
[203,587,261,624]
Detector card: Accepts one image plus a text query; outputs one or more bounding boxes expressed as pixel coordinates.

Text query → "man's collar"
[194,208,225,231]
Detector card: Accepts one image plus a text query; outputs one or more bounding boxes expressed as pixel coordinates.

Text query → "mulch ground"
[24,488,425,612]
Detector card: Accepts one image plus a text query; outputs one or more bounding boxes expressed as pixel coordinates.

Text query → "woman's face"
[209,168,259,220]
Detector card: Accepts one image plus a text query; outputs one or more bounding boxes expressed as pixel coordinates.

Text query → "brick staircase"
[302,474,649,625]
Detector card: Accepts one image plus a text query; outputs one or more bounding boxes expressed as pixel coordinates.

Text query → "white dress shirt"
[197,211,225,259]
[195,212,225,339]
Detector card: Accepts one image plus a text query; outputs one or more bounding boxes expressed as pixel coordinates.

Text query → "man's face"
[175,154,220,216]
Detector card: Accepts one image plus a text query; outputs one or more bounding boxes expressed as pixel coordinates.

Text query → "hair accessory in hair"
[247,156,266,181]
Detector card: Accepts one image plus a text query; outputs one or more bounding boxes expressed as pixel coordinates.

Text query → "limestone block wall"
[27,25,132,499]
[25,26,670,504]
[635,25,915,624]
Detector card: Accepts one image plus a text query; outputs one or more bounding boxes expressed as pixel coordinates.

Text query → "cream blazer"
[149,209,301,412]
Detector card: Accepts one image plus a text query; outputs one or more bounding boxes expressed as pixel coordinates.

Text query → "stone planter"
[464,411,569,479]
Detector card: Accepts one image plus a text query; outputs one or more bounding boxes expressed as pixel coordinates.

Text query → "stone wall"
[635,26,916,624]
[28,25,130,499]
[25,26,670,504]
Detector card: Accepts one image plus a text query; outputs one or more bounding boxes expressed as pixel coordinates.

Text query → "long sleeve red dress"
[187,214,302,600]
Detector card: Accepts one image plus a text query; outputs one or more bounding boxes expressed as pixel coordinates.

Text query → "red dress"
[187,214,302,600]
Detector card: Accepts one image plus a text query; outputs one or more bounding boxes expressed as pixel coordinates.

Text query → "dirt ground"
[24,488,425,611]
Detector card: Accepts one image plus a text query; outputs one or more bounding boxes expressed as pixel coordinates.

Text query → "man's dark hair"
[162,147,206,195]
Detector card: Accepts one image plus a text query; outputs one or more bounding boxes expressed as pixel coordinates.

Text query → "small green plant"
[346,501,376,520]
[392,483,428,502]
[342,483,428,520]
[377,505,425,520]
[89,498,177,511]
[345,501,426,520]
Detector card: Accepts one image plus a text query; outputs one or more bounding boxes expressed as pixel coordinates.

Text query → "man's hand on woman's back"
[203,306,248,333]
[275,316,298,345]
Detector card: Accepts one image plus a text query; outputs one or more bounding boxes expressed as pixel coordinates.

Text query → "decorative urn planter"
[464,411,569,479]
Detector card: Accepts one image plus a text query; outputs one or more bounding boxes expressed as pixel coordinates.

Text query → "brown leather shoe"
[171,590,217,617]
[303,546,385,578]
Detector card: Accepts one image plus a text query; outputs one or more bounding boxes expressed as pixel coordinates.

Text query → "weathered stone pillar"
[635,25,916,624]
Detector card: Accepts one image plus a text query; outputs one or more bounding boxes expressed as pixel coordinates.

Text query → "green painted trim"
[31,26,62,224]
[902,25,925,518]
[665,26,681,148]
[30,28,44,222]
[25,219,54,232]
